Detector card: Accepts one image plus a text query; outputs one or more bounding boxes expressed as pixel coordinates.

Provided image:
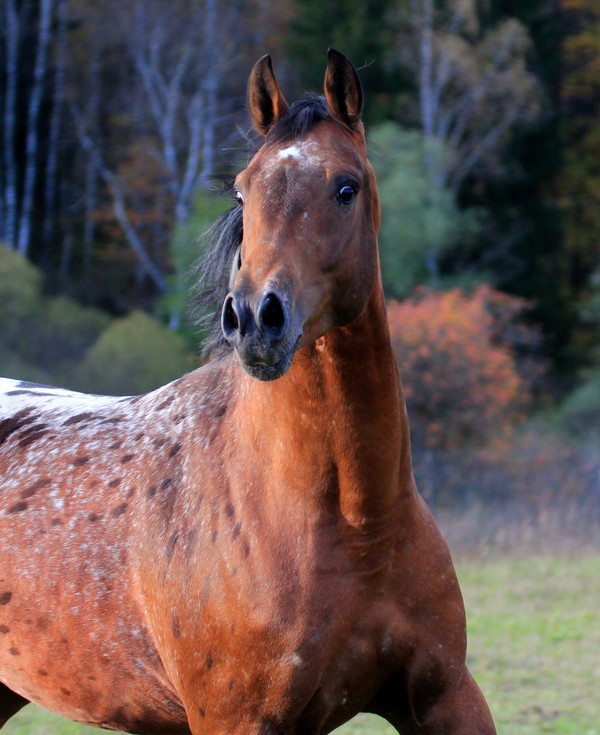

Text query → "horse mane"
[193,96,331,360]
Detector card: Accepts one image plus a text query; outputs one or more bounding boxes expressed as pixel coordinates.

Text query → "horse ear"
[247,55,290,136]
[324,48,363,130]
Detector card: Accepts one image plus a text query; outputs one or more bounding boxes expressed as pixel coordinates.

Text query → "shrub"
[75,311,195,396]
[16,297,111,375]
[0,243,42,352]
[556,369,600,438]
[388,285,534,448]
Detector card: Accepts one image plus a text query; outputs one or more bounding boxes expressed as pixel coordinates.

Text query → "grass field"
[4,554,599,735]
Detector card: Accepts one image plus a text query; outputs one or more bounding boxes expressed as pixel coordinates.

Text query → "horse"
[0,50,496,734]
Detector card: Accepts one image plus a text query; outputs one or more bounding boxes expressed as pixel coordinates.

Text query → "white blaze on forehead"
[276,140,322,168]
[278,145,304,161]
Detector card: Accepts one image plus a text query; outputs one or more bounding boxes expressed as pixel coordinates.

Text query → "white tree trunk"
[17,0,55,256]
[2,0,20,248]
[43,0,69,255]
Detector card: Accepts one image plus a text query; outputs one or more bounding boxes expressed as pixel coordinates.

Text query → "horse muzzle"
[221,289,301,381]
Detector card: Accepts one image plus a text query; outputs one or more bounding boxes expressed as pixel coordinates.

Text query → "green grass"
[5,555,599,734]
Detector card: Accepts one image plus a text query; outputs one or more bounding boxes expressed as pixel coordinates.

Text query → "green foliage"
[16,297,111,376]
[75,311,194,396]
[555,369,600,438]
[160,189,230,337]
[286,0,400,121]
[369,123,484,299]
[0,243,42,350]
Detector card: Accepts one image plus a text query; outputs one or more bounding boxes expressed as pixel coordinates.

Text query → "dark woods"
[1,0,600,455]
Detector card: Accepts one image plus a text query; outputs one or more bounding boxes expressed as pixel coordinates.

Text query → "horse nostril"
[222,295,240,337]
[258,293,287,337]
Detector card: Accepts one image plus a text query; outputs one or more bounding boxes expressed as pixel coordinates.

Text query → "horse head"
[221,49,381,381]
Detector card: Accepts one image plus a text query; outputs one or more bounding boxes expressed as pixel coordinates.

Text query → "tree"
[68,0,256,296]
[555,0,600,365]
[402,0,544,194]
[370,122,484,298]
[286,0,402,121]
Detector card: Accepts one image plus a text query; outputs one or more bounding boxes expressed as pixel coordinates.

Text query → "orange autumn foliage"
[388,286,533,449]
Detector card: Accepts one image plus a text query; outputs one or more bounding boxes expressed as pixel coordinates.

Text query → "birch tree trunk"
[42,0,69,259]
[2,0,20,248]
[17,0,55,256]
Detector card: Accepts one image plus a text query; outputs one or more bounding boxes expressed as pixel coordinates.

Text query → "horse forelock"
[265,95,330,146]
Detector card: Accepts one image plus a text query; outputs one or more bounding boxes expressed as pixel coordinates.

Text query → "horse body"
[0,50,495,734]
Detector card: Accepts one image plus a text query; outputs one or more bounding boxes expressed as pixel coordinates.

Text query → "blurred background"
[1,1,599,733]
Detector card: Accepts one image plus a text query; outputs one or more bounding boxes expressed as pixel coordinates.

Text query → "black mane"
[266,95,330,145]
[193,96,331,359]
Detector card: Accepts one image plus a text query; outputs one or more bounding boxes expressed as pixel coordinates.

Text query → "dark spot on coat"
[169,441,182,458]
[206,651,213,670]
[0,625,9,634]
[109,441,123,450]
[0,592,12,605]
[108,478,122,488]
[51,518,62,526]
[88,513,102,522]
[156,396,175,411]
[215,403,227,418]
[21,478,51,499]
[228,677,235,691]
[0,409,37,446]
[110,503,128,517]
[166,531,179,564]
[173,413,187,424]
[199,707,206,718]
[73,455,90,466]
[120,453,135,463]
[9,647,20,656]
[126,486,136,499]
[60,687,72,697]
[38,668,49,677]
[225,502,234,518]
[232,522,242,541]
[7,501,28,514]
[161,478,173,490]
[153,437,166,449]
[171,613,181,639]
[134,432,144,441]
[147,485,157,499]
[185,529,198,556]
[63,412,95,426]
[17,424,50,447]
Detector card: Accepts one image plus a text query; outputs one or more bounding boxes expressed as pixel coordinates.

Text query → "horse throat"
[238,281,414,526]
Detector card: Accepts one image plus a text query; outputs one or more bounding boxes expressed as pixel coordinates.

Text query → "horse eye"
[234,190,244,206]
[337,184,358,205]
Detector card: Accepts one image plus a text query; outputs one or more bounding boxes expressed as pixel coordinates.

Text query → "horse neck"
[238,279,415,526]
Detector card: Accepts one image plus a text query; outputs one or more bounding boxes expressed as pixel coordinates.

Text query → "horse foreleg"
[372,668,496,735]
[0,683,29,728]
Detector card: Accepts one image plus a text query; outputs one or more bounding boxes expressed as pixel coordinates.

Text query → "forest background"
[0,0,599,535]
